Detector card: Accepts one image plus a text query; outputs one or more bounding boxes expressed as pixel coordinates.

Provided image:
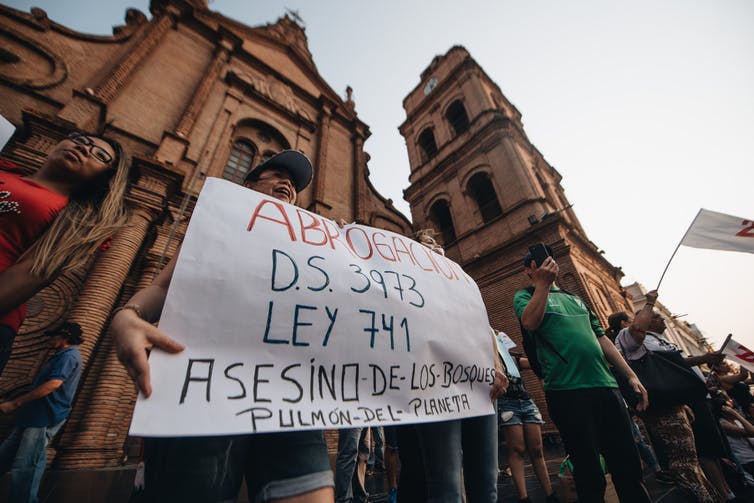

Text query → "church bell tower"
[400,47,632,427]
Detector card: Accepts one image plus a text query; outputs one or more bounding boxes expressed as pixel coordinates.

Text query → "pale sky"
[6,0,753,348]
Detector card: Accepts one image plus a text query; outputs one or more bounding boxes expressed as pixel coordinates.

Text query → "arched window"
[446,100,469,136]
[429,199,456,245]
[223,139,256,184]
[468,172,502,223]
[418,128,438,162]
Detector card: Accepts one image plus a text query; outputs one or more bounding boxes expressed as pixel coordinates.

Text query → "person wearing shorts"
[495,329,558,503]
[143,431,332,502]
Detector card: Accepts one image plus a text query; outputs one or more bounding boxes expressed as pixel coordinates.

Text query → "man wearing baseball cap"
[0,322,84,502]
[243,150,313,196]
[111,150,334,502]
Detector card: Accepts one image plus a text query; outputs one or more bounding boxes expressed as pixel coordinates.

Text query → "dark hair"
[29,132,130,277]
[608,311,629,334]
[46,322,84,345]
[605,311,629,341]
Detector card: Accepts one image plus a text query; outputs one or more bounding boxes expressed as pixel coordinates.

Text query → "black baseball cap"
[244,150,313,192]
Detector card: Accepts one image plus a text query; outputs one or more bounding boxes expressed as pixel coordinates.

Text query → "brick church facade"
[1,0,632,468]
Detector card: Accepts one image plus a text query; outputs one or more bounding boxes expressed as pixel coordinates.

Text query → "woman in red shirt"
[0,132,130,374]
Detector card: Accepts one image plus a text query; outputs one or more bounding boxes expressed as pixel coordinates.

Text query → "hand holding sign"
[112,301,185,398]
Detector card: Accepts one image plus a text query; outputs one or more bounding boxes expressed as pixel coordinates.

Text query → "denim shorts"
[498,397,544,426]
[143,430,333,502]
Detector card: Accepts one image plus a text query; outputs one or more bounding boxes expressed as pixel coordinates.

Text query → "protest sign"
[494,331,520,380]
[130,178,496,436]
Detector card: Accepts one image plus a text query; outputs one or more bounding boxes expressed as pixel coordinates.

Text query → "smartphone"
[528,243,551,267]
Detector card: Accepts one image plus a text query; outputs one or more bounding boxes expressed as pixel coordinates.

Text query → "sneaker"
[654,471,675,485]
[517,498,532,503]
[545,493,560,503]
[387,488,397,503]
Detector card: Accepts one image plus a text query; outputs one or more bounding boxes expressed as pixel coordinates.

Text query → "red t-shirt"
[1,165,68,331]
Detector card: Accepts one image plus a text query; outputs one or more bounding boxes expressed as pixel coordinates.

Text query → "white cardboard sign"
[130,178,495,436]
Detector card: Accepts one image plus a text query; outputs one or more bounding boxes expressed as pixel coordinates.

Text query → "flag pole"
[719,333,733,353]
[656,209,702,290]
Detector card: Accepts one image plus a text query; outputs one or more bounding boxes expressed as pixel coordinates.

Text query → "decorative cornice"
[225,70,317,131]
[0,24,68,90]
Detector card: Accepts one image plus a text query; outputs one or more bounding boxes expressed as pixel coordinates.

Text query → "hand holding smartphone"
[528,243,551,267]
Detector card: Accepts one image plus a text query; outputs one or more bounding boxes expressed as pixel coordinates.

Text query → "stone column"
[53,208,157,467]
[175,47,229,138]
[351,124,368,223]
[308,99,334,215]
[155,39,233,165]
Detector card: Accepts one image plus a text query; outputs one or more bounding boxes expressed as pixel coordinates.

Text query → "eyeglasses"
[67,133,114,165]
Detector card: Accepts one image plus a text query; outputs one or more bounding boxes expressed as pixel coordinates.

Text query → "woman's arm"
[112,255,184,397]
[0,255,50,315]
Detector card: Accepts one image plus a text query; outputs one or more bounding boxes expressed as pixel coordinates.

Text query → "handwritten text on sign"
[130,178,495,436]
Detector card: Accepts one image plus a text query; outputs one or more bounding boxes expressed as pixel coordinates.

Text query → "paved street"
[1,437,724,502]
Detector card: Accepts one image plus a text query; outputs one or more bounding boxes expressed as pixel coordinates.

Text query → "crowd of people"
[0,132,752,503]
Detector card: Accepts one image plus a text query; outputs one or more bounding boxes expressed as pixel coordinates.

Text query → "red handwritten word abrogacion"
[247,198,472,284]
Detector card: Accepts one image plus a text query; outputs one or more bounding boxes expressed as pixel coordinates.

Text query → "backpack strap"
[519,286,568,377]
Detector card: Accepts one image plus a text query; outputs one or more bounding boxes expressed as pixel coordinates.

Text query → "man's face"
[649,312,666,333]
[245,167,296,204]
[50,335,67,350]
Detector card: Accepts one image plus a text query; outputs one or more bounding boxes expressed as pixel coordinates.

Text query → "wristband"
[113,304,143,320]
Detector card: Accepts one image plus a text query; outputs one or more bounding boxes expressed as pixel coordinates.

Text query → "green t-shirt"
[513,287,617,391]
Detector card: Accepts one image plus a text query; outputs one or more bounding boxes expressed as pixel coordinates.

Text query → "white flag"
[680,209,754,254]
[721,338,754,374]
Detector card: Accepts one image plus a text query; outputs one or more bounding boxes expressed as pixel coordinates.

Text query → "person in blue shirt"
[0,322,83,503]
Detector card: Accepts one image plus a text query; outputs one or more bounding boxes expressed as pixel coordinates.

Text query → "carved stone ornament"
[0,25,67,89]
[228,68,313,122]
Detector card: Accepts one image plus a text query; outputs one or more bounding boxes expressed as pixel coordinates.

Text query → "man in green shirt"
[514,246,650,503]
